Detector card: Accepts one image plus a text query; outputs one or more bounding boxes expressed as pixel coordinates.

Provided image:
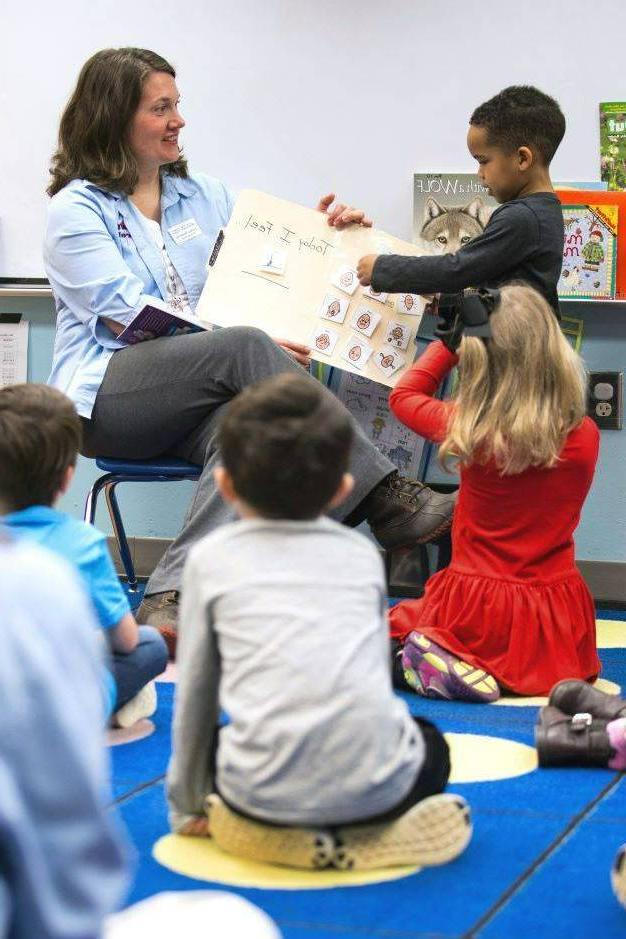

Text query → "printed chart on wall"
[196,190,428,387]
[557,204,618,300]
[329,369,427,477]
[0,319,28,387]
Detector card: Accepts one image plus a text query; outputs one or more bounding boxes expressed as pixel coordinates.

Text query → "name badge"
[168,218,202,245]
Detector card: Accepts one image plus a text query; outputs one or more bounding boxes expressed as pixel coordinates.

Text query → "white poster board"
[196,190,426,387]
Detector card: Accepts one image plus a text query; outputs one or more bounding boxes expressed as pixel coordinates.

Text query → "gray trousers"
[82,326,394,595]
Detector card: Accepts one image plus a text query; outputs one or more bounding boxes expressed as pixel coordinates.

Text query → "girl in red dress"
[389,284,601,702]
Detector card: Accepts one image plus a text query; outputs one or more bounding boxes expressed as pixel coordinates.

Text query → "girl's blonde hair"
[439,284,587,475]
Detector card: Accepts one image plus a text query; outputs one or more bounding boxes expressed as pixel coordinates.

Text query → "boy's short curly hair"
[218,373,354,520]
[470,85,566,165]
[0,384,82,511]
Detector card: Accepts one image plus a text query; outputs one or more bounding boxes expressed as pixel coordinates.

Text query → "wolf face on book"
[43,46,455,650]
[413,173,496,256]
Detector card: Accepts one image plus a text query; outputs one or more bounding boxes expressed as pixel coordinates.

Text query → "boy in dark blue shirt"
[357,86,565,317]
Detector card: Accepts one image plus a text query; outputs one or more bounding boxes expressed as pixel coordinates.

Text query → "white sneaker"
[333,793,472,870]
[206,794,334,870]
[113,681,157,729]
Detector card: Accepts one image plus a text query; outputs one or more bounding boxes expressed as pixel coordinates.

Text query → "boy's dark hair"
[470,85,565,165]
[0,384,82,511]
[218,373,354,520]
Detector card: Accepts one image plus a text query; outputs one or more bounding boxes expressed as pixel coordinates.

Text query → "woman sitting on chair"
[44,47,455,652]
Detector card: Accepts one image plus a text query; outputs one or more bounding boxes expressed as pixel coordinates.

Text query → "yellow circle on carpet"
[596,620,626,649]
[492,677,620,708]
[445,732,537,782]
[153,835,418,889]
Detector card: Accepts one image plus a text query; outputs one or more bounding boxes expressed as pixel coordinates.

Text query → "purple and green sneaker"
[401,631,500,703]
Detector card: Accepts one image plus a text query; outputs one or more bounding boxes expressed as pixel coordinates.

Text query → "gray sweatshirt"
[167,517,424,829]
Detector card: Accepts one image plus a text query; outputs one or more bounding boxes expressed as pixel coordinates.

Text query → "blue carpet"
[481,775,626,939]
[110,683,173,800]
[111,611,626,938]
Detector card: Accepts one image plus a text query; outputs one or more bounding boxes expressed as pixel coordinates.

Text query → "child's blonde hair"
[439,284,587,475]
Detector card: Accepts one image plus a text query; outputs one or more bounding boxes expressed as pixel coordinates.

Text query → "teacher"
[44,47,454,652]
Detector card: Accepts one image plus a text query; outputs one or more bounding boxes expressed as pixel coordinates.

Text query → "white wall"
[1,0,624,276]
[2,0,625,564]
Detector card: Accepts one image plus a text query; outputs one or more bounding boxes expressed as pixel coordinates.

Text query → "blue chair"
[84,457,202,592]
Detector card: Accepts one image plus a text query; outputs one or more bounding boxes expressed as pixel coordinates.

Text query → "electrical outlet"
[587,371,623,430]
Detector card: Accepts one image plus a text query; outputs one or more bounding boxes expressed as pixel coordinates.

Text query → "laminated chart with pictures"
[557,204,618,300]
[196,190,427,386]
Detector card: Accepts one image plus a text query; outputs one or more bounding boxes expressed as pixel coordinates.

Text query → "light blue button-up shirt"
[44,173,234,418]
[0,533,129,938]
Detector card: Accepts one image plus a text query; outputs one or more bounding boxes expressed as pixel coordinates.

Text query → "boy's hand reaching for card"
[357,254,378,286]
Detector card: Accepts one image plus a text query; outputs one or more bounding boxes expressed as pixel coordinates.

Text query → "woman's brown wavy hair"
[47,47,188,197]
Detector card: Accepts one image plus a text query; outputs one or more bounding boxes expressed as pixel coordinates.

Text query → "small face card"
[395,293,421,315]
[363,286,388,304]
[331,266,359,295]
[341,337,373,370]
[385,320,411,350]
[311,325,340,356]
[258,246,287,274]
[375,344,406,377]
[318,293,348,324]
[349,306,381,338]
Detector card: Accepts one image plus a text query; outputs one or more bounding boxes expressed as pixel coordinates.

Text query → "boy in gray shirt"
[167,373,470,871]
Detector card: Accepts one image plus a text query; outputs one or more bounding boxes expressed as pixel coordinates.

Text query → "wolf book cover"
[600,103,626,192]
[413,173,498,256]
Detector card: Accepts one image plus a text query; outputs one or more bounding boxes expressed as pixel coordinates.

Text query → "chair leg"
[104,481,138,592]
[84,473,113,525]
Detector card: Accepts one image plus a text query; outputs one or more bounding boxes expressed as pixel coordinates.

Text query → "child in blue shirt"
[0,383,168,726]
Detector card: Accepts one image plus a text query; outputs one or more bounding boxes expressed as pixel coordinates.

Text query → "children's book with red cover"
[558,204,617,300]
[556,189,626,298]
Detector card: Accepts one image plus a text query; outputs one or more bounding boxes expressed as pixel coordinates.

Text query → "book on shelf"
[117,299,207,345]
[557,204,618,300]
[556,188,626,300]
[599,103,626,191]
[413,172,498,251]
